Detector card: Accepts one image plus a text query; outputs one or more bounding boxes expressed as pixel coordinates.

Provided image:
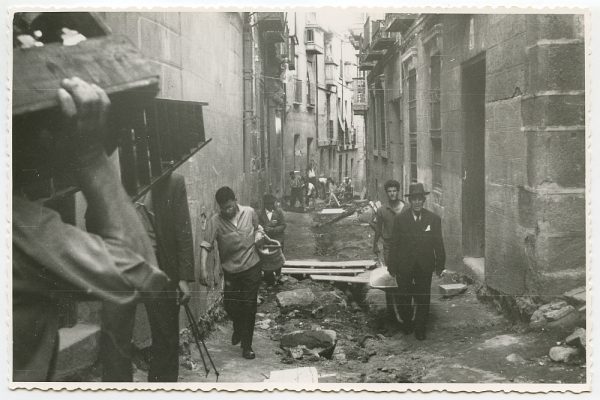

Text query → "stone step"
[54,323,100,380]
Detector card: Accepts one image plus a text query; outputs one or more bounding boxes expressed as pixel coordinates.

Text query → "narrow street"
[168,206,585,384]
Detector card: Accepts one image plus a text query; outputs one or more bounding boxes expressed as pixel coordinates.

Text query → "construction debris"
[439,283,468,297]
[316,206,357,227]
[280,329,337,349]
[529,301,579,330]
[565,328,586,350]
[549,346,580,363]
[276,288,316,308]
[563,286,586,306]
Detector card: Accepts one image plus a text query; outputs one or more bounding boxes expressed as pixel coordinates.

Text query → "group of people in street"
[13,76,444,383]
[372,180,446,340]
[288,162,354,211]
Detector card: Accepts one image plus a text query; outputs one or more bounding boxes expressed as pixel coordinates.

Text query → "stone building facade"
[284,12,365,197]
[361,14,585,300]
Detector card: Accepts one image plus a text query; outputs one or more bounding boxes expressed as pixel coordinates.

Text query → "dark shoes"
[231,331,241,346]
[242,347,256,359]
[415,330,426,341]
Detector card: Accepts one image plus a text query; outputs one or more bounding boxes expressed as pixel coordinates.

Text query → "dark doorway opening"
[461,54,486,258]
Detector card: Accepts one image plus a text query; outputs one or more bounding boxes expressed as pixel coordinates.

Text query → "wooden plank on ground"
[310,274,370,284]
[281,268,365,275]
[320,208,345,214]
[285,260,376,268]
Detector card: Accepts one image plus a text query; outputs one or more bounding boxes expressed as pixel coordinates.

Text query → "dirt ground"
[168,205,586,384]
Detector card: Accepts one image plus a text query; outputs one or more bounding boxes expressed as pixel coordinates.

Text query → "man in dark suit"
[101,172,194,382]
[390,182,446,340]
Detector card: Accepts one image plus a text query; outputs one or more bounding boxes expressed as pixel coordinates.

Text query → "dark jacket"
[257,207,286,244]
[151,173,195,283]
[390,208,445,275]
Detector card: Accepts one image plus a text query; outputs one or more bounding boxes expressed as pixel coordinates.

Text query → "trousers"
[100,289,180,382]
[395,262,433,332]
[223,263,261,349]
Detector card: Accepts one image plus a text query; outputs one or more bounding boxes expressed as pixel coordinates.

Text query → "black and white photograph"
[4,3,593,394]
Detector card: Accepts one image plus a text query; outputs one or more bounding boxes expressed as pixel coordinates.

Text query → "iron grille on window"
[118,98,208,198]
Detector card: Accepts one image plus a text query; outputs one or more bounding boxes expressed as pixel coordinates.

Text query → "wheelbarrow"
[368,261,415,324]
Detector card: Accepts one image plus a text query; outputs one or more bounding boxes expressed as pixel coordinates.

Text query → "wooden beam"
[281,268,365,275]
[13,35,159,115]
[310,275,370,284]
[284,260,376,268]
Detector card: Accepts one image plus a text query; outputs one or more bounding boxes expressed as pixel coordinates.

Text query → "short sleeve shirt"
[200,205,260,274]
[376,201,405,241]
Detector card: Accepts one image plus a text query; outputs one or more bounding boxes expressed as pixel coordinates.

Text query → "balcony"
[385,13,418,34]
[352,78,367,115]
[305,27,324,54]
[325,61,338,86]
[358,53,376,71]
[256,12,286,32]
[294,79,303,104]
[371,21,396,51]
[364,49,386,62]
[344,61,355,84]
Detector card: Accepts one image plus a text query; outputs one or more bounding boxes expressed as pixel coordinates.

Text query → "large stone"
[548,346,579,363]
[565,327,586,349]
[538,300,568,313]
[315,291,348,313]
[439,283,468,297]
[280,329,337,353]
[563,286,586,306]
[506,353,527,364]
[276,288,316,308]
[544,305,575,321]
[529,309,548,329]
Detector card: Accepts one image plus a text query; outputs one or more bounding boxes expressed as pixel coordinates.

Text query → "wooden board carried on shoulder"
[284,260,376,269]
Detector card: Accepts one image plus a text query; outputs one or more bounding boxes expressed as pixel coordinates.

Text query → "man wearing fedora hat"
[390,182,446,340]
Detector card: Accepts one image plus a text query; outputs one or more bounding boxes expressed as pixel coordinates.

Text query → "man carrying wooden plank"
[12,78,168,381]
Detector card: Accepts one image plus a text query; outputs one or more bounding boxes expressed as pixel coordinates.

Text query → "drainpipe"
[242,13,254,174]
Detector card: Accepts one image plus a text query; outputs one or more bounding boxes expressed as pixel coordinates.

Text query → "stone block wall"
[96,12,269,335]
